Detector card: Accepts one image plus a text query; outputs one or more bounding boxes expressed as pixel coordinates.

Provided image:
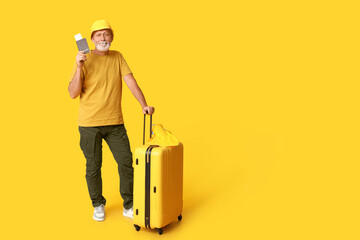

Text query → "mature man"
[68,20,155,222]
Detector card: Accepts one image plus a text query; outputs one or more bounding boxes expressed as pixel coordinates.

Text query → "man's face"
[91,29,113,52]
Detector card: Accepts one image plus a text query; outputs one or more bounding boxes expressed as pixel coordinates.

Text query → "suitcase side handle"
[143,114,153,145]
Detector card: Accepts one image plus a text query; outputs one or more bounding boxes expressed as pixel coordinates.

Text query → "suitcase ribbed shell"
[133,143,183,230]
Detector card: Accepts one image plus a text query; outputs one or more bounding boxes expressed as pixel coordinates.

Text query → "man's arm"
[68,67,83,99]
[68,51,86,99]
[123,73,155,114]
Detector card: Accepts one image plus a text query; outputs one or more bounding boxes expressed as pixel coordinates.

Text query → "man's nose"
[100,34,106,41]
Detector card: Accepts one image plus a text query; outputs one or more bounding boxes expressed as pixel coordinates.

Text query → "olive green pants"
[78,124,133,209]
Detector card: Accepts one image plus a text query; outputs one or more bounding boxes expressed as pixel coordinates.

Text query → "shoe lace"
[95,205,104,212]
[124,207,133,213]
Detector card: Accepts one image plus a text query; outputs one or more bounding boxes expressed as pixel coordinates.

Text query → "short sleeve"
[69,61,84,83]
[119,54,132,78]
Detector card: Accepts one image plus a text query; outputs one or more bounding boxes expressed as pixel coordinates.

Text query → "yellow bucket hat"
[91,20,113,38]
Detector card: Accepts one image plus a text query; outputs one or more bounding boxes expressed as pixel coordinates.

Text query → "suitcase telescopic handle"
[143,113,152,145]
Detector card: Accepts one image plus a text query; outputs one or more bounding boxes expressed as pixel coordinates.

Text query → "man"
[68,20,155,222]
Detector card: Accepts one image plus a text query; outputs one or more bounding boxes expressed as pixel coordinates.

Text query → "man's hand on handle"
[143,106,155,115]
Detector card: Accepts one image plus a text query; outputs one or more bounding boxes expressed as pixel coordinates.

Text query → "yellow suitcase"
[133,115,183,235]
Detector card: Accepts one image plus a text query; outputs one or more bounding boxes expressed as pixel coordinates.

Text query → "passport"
[74,33,90,54]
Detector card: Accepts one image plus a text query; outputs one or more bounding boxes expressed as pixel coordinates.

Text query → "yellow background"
[1,0,359,239]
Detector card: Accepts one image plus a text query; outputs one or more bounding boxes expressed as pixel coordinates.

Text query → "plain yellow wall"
[0,0,359,239]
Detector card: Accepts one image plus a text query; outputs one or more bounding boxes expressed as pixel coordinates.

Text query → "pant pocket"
[79,127,96,158]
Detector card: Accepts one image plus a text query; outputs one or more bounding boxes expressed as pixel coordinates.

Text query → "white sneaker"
[93,204,105,221]
[123,207,133,219]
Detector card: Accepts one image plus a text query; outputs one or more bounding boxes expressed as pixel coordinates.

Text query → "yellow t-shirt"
[69,50,132,126]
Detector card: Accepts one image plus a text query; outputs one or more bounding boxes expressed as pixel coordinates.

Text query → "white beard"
[96,41,111,51]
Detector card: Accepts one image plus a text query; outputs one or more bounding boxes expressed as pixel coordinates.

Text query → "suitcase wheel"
[157,228,163,235]
[134,224,140,231]
[178,214,182,221]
